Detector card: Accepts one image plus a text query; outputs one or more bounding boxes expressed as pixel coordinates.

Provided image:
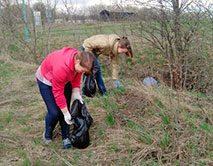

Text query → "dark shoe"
[63,138,72,149]
[43,132,52,144]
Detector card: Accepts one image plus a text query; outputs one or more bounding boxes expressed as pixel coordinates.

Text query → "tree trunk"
[172,0,183,88]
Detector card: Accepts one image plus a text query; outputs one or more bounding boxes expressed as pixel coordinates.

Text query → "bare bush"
[132,0,213,94]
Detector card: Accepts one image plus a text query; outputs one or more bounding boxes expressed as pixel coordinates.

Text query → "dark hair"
[75,51,95,75]
[118,36,133,57]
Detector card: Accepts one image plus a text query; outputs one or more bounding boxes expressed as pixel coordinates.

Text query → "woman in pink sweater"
[36,47,95,149]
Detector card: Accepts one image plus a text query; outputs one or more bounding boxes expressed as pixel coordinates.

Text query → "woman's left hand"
[72,90,84,104]
[114,79,121,88]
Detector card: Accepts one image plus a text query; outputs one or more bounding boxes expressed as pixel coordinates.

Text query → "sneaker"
[43,132,52,144]
[63,138,72,149]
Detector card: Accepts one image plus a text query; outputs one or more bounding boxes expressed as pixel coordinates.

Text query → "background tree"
[131,0,212,93]
[88,4,106,21]
[32,2,47,32]
[0,0,58,63]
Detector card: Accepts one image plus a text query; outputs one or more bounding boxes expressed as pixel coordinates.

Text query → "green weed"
[200,122,212,133]
[189,90,206,98]
[22,126,31,133]
[0,63,16,78]
[17,118,27,125]
[17,150,32,166]
[159,113,171,127]
[50,156,58,165]
[32,160,43,166]
[73,149,81,162]
[159,132,172,151]
[106,112,115,127]
[127,119,137,129]
[0,124,3,131]
[5,111,14,124]
[138,132,153,145]
[98,127,104,136]
[155,99,167,110]
[86,150,92,158]
[107,143,120,153]
[32,138,40,146]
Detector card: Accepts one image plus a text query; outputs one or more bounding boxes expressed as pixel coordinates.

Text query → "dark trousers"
[37,79,72,139]
[82,46,107,95]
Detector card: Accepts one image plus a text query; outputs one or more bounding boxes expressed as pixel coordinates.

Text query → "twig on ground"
[51,148,73,166]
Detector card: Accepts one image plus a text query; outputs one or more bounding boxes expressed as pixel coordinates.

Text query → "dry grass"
[0,55,212,166]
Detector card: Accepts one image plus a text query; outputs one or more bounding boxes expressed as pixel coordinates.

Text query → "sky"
[21,0,213,13]
[29,0,113,11]
[28,0,136,13]
[59,0,112,8]
[86,0,112,6]
[55,0,123,12]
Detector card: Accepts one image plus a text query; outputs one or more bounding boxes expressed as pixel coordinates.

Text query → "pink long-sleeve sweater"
[36,47,82,109]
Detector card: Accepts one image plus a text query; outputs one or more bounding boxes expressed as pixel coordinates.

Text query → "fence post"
[48,9,52,32]
[22,0,29,42]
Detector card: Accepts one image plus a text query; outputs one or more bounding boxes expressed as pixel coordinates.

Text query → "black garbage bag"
[82,62,99,97]
[81,102,93,127]
[71,117,89,149]
[83,75,96,97]
[70,99,93,149]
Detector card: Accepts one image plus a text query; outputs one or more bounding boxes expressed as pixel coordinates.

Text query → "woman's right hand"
[63,112,72,125]
[62,108,72,125]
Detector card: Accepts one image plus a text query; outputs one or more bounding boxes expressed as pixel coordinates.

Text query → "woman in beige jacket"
[82,34,133,95]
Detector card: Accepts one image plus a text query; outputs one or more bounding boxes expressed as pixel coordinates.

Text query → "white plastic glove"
[63,111,72,125]
[73,91,84,104]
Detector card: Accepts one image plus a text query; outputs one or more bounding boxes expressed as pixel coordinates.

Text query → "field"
[0,21,212,165]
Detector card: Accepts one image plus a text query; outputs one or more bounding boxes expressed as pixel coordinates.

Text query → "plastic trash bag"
[70,99,93,149]
[71,117,89,149]
[143,77,159,86]
[83,75,96,97]
[82,62,99,97]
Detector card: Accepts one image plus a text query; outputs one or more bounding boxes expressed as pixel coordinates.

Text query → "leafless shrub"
[131,0,213,94]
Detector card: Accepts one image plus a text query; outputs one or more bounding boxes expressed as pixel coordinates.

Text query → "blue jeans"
[37,79,72,139]
[82,45,107,95]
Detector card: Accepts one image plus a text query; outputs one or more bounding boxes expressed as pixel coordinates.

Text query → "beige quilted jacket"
[83,34,120,80]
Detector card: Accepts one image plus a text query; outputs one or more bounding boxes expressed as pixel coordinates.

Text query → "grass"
[0,20,213,165]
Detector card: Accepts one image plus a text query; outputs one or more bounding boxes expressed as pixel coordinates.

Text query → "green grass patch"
[73,149,81,163]
[159,113,171,128]
[199,122,212,133]
[189,90,206,98]
[138,132,153,145]
[4,111,15,124]
[22,126,31,133]
[0,63,16,78]
[32,138,41,146]
[106,112,115,127]
[155,98,167,110]
[17,149,32,166]
[107,143,120,153]
[127,119,137,129]
[98,127,104,136]
[159,132,172,151]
